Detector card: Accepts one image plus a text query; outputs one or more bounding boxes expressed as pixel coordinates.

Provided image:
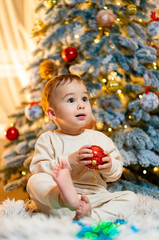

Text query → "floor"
[0,138,29,203]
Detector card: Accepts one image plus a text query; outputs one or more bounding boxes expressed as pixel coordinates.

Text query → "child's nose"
[77,102,85,109]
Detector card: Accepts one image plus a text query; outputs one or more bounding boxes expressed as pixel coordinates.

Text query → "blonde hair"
[41,74,84,114]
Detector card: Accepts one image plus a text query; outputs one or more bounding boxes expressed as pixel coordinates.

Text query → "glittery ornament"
[126,4,137,15]
[140,92,159,112]
[107,80,119,92]
[25,102,43,121]
[147,21,159,39]
[61,47,78,62]
[5,126,19,141]
[86,145,105,169]
[39,59,56,79]
[96,9,115,28]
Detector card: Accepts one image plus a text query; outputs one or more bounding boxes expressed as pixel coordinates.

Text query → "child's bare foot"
[52,159,79,210]
[73,194,91,220]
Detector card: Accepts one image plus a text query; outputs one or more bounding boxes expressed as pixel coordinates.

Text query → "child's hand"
[97,151,112,171]
[68,145,93,168]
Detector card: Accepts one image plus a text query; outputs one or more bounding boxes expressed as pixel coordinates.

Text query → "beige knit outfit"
[27,129,137,221]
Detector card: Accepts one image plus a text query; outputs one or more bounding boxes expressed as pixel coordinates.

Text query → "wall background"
[0,0,37,137]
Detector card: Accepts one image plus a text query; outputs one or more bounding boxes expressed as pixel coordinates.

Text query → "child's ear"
[46,107,56,120]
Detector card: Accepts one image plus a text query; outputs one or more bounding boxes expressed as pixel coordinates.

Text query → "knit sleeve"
[30,132,58,175]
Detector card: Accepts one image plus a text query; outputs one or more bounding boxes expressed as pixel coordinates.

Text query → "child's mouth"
[76,114,86,119]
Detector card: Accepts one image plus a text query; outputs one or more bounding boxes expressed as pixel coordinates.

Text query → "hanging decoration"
[147,21,159,38]
[5,126,19,141]
[140,74,159,112]
[140,88,159,112]
[61,47,78,62]
[96,9,115,28]
[86,145,105,169]
[106,79,119,93]
[149,11,159,22]
[126,4,137,15]
[147,12,159,39]
[39,59,56,79]
[25,102,43,121]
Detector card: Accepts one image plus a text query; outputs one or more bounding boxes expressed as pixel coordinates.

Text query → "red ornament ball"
[5,126,19,141]
[96,9,115,28]
[86,145,105,169]
[61,47,78,62]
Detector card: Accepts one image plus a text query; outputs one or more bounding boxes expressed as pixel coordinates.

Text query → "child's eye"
[67,98,74,103]
[82,96,88,102]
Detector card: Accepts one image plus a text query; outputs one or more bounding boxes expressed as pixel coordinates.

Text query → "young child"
[27,74,137,222]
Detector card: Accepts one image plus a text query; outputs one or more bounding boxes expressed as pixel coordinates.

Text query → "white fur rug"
[1,193,159,240]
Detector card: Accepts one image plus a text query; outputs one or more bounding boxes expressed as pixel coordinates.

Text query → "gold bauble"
[46,0,56,8]
[96,9,115,28]
[39,60,56,79]
[126,4,137,15]
[107,80,119,92]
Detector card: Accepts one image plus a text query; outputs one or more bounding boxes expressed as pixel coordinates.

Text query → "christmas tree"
[1,0,159,194]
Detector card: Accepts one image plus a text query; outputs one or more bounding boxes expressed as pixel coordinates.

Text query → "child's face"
[48,80,92,135]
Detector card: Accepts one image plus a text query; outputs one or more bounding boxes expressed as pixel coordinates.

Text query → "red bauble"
[86,145,105,169]
[61,47,78,62]
[5,126,19,141]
